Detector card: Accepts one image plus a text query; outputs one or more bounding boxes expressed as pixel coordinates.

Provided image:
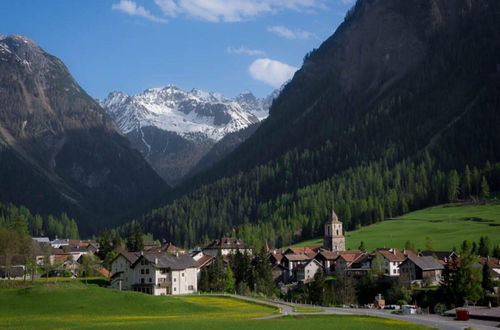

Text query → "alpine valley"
[100,87,276,185]
[0,35,169,235]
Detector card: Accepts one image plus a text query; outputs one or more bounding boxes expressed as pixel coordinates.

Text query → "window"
[149,278,152,283]
[141,278,145,284]
[393,269,397,274]
[146,269,150,274]
[181,273,184,277]
[174,287,176,291]
[174,278,177,282]
[188,285,193,290]
[141,269,144,274]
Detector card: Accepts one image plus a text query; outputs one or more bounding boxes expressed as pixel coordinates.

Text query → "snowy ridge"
[101,86,273,141]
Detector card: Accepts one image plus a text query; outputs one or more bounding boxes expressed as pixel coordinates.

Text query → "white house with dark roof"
[110,251,198,295]
[203,237,252,256]
[296,259,323,282]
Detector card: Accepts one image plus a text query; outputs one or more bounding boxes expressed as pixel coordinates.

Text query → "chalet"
[296,259,323,282]
[110,251,198,295]
[418,250,458,265]
[334,251,365,275]
[374,249,417,276]
[315,250,340,275]
[399,256,444,286]
[203,238,252,256]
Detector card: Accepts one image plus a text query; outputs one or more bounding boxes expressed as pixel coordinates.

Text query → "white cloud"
[154,0,327,23]
[227,46,266,56]
[267,25,313,40]
[112,0,167,23]
[249,58,298,88]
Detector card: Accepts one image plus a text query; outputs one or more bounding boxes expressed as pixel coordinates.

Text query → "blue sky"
[0,0,353,99]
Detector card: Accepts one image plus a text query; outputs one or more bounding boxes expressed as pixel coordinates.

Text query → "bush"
[434,303,448,315]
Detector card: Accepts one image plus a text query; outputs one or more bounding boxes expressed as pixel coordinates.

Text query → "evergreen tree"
[126,223,144,252]
[480,176,490,199]
[455,242,483,304]
[97,229,113,259]
[358,241,366,252]
[225,266,236,293]
[309,268,326,305]
[447,170,460,202]
[462,165,472,198]
[199,267,210,292]
[481,263,493,294]
[478,236,491,257]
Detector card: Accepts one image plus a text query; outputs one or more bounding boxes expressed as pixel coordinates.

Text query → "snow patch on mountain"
[101,86,273,141]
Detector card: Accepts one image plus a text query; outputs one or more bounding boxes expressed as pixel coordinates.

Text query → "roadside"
[228,294,500,330]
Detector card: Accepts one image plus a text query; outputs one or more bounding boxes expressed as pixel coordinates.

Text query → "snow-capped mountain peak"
[101,85,272,141]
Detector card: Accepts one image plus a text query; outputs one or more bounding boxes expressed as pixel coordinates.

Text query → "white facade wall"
[110,255,134,290]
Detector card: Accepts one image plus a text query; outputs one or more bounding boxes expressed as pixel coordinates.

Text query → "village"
[2,211,499,315]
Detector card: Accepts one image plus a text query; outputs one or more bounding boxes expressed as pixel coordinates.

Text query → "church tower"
[323,210,345,252]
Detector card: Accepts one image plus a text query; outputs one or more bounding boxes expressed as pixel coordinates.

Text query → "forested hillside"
[132,0,500,248]
[0,202,79,240]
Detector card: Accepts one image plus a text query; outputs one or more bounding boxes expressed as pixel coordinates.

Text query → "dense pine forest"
[129,0,500,249]
[0,202,79,240]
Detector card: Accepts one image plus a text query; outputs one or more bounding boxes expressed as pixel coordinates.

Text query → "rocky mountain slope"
[0,35,169,234]
[101,87,273,185]
[135,0,500,247]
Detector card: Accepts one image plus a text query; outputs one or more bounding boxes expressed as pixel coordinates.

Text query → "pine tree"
[447,170,460,202]
[478,236,491,257]
[225,266,236,293]
[358,241,366,252]
[480,176,490,199]
[309,268,326,305]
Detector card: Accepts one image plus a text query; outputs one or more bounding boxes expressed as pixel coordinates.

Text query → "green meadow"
[293,202,500,251]
[0,280,431,329]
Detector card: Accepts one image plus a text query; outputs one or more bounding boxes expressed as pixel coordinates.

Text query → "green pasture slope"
[293,202,500,251]
[0,280,430,329]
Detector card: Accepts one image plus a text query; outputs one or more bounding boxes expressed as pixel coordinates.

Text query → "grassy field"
[0,281,431,329]
[293,306,323,313]
[293,202,500,251]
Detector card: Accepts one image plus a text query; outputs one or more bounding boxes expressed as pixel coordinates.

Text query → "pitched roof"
[479,257,500,269]
[338,252,364,263]
[196,254,214,268]
[375,249,416,262]
[284,246,320,256]
[134,252,198,270]
[283,254,314,261]
[119,251,141,264]
[204,237,252,250]
[418,250,457,260]
[270,253,283,262]
[403,256,444,271]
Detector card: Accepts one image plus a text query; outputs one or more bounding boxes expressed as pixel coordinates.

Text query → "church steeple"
[323,209,345,252]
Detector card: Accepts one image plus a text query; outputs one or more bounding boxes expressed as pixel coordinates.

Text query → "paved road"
[227,294,500,330]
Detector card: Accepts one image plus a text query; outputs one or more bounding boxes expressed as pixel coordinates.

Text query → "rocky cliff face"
[0,35,169,234]
[100,87,274,185]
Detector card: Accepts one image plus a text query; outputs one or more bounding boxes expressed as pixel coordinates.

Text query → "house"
[192,252,214,281]
[399,256,444,286]
[50,238,69,249]
[110,251,198,295]
[296,259,323,282]
[282,252,316,282]
[110,251,140,290]
[418,251,458,265]
[374,249,417,276]
[315,250,340,275]
[334,251,365,275]
[203,237,252,256]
